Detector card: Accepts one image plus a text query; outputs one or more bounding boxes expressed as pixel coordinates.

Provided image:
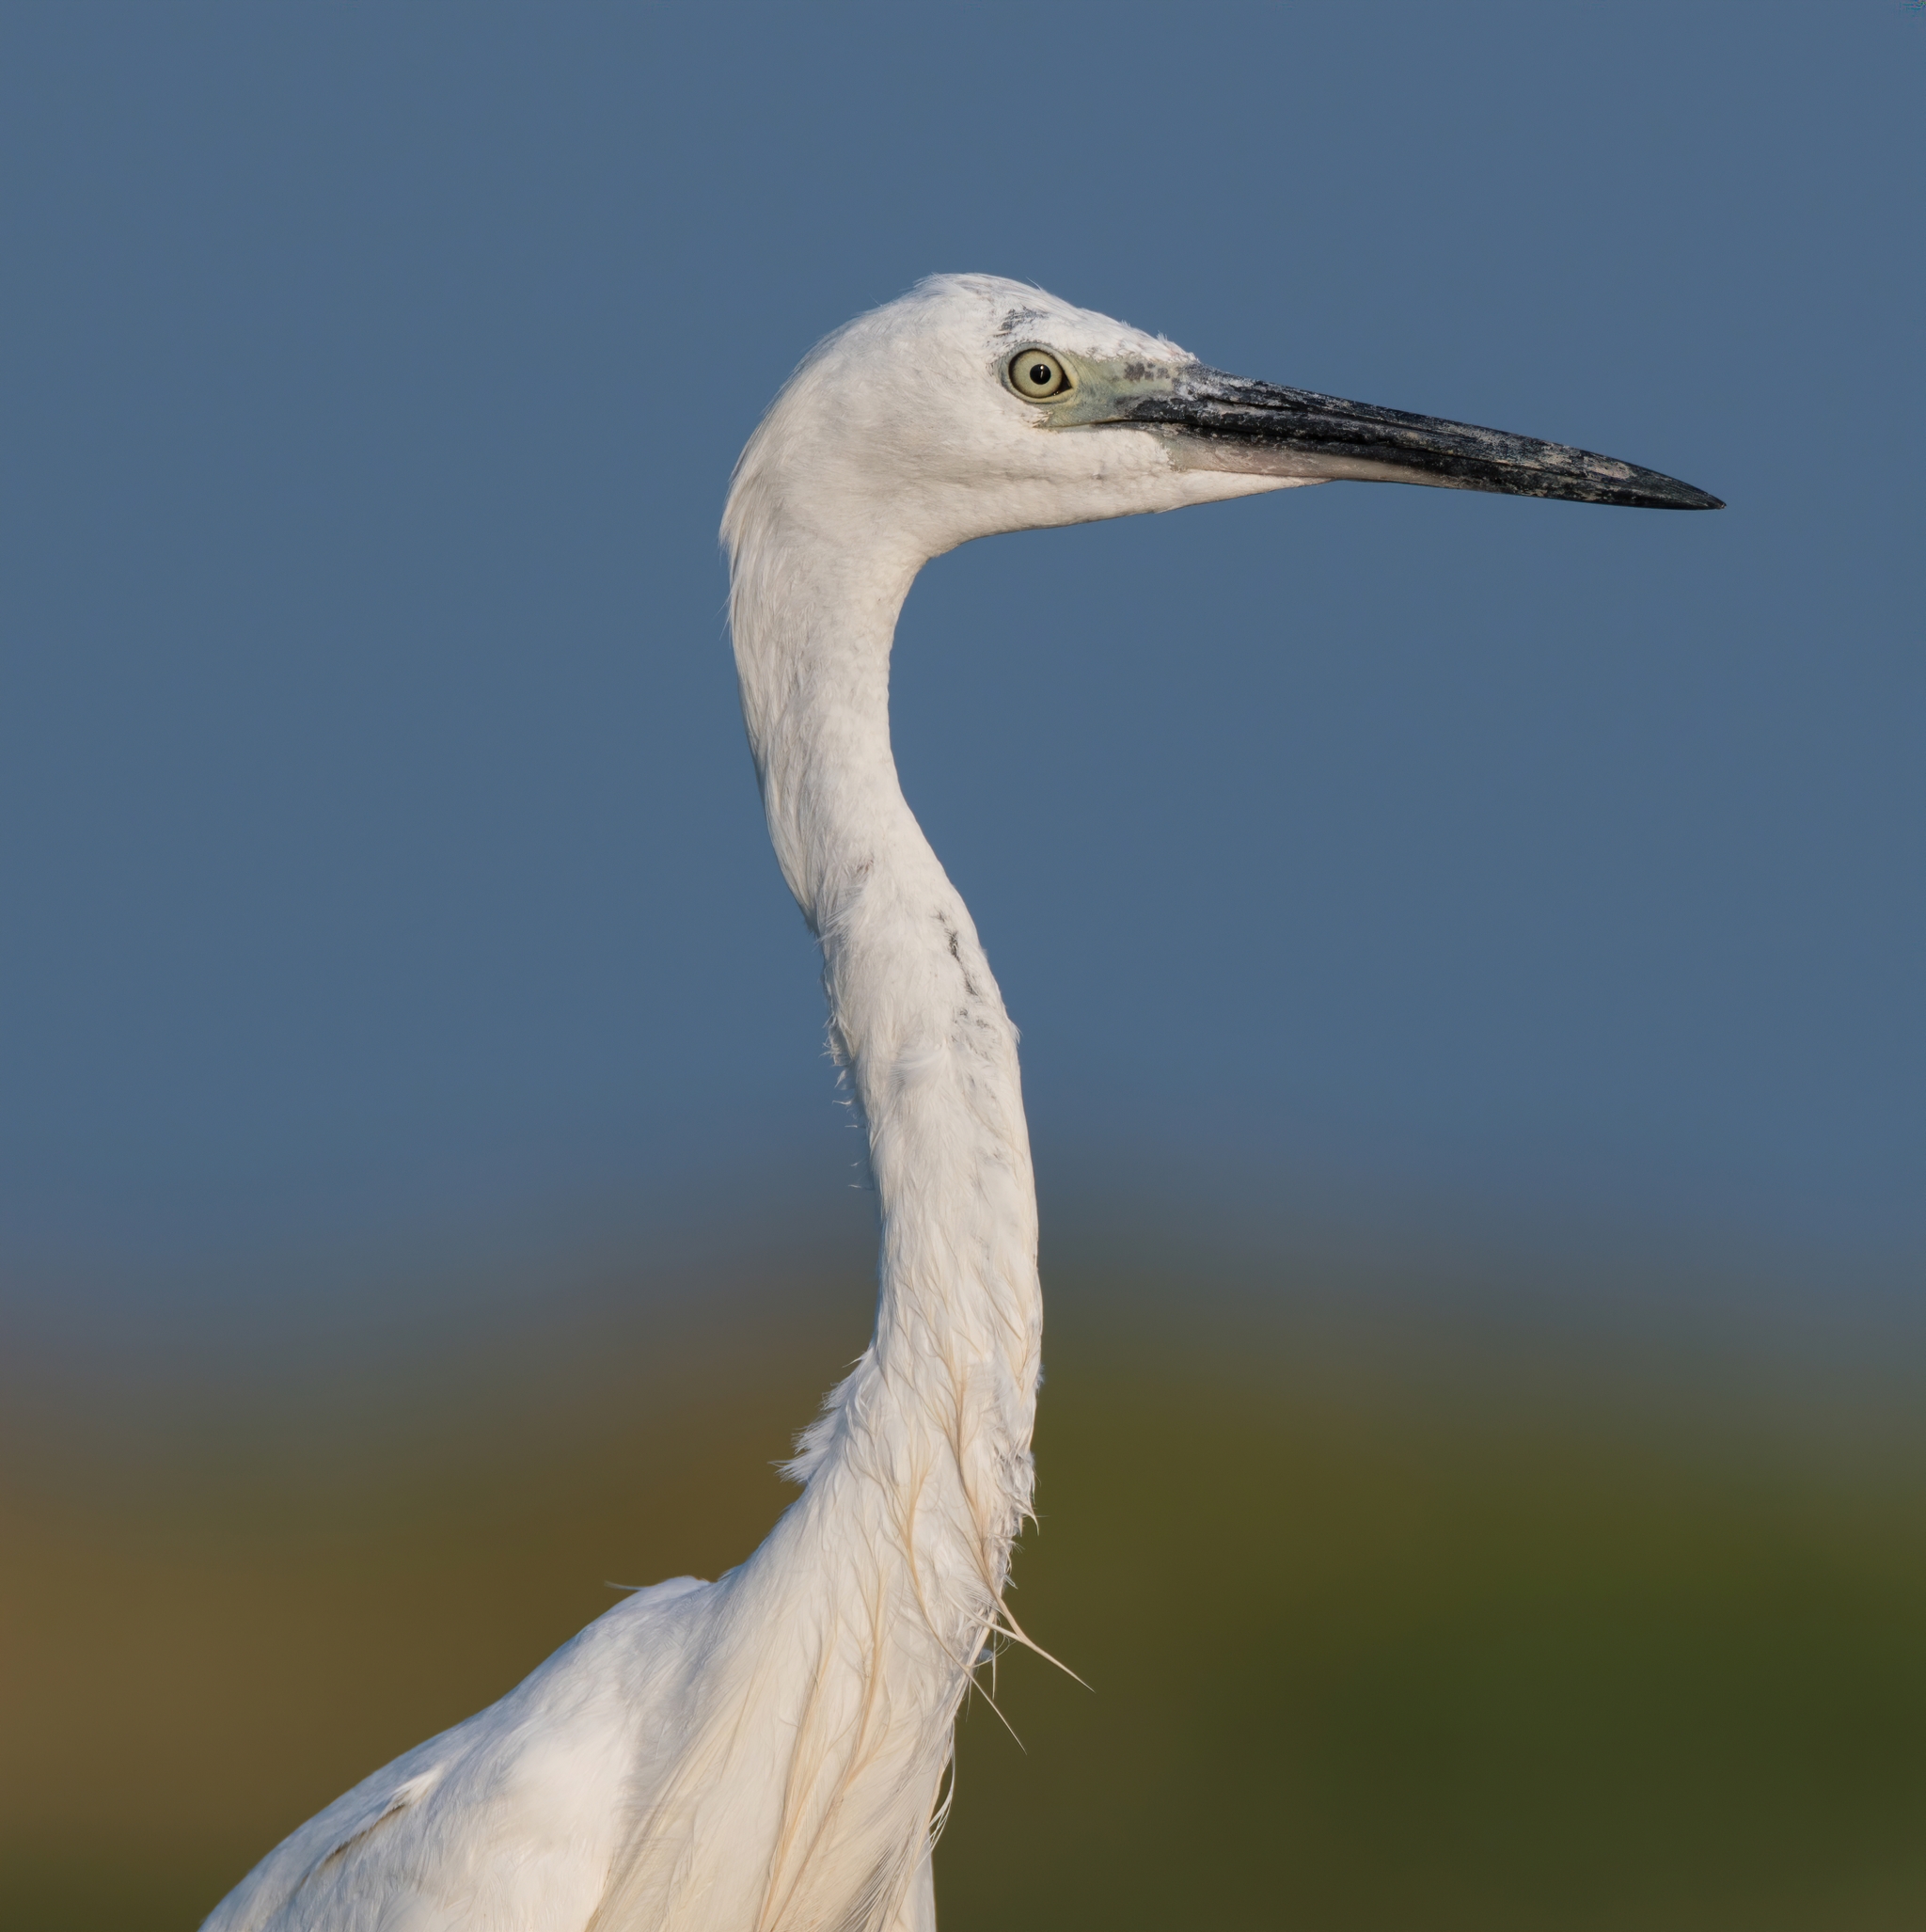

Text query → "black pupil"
[1028,362,1052,388]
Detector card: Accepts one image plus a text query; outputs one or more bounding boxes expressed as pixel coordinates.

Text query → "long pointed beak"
[1071,365,1723,510]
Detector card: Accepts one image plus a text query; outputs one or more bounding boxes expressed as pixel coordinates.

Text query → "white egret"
[202,274,1717,1932]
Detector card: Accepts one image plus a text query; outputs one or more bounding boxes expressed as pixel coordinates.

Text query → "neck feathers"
[725,492,1042,1600]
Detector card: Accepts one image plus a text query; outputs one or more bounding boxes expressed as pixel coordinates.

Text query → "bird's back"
[201,1575,712,1932]
[199,1449,966,1932]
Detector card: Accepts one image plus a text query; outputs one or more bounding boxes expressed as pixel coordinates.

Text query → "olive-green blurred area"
[5,1234,1925,1932]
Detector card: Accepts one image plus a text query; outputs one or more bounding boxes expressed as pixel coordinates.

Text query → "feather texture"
[200,275,1294,1932]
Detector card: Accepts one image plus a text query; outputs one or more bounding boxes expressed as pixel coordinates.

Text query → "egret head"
[723,274,1719,574]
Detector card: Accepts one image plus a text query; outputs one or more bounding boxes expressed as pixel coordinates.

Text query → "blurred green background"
[7,1229,1923,1932]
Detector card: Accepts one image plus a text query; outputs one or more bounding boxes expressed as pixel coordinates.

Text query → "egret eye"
[1008,349,1072,400]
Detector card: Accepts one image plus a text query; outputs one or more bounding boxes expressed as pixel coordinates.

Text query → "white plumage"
[202,274,1715,1932]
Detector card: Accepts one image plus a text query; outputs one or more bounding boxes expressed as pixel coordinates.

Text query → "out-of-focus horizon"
[8,1213,1926,1929]
[2,3,1922,1927]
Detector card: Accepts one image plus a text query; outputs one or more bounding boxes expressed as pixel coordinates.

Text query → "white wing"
[203,1576,711,1932]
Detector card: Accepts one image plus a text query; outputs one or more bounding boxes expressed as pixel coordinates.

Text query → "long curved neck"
[729,516,1041,1570]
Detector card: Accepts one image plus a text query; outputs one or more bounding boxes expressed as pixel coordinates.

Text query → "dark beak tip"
[1625,470,1723,511]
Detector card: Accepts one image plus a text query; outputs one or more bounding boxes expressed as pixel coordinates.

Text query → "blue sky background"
[3,2,1920,1313]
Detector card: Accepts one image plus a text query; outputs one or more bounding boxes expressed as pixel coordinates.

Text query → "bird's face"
[728,275,1718,571]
